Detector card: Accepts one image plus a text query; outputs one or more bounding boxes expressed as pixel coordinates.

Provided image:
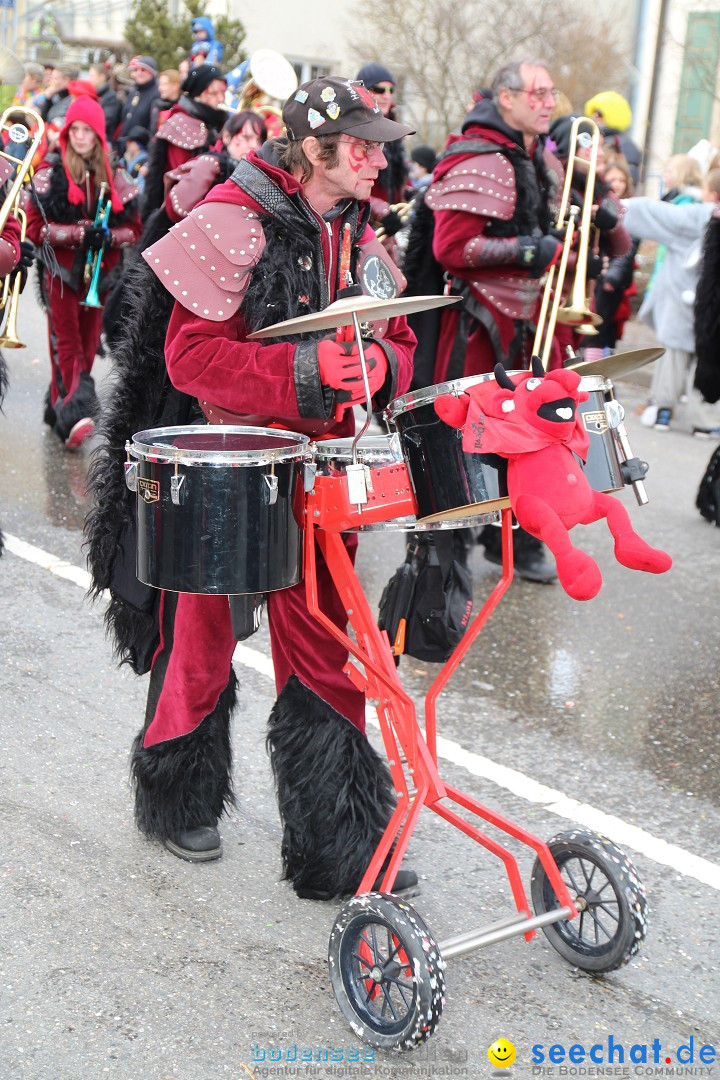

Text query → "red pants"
[143,533,366,747]
[45,273,103,403]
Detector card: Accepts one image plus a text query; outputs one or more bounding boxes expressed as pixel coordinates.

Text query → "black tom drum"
[126,425,310,595]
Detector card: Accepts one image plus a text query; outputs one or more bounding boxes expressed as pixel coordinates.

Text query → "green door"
[673,12,720,153]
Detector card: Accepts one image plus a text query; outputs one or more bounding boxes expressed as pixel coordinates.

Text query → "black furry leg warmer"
[131,669,238,840]
[267,675,396,900]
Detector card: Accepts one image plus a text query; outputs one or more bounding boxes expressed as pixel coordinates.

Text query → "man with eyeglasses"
[97,76,419,901]
[427,56,564,582]
[356,63,408,253]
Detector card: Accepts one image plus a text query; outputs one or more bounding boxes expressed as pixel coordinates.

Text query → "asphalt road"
[1,287,719,1080]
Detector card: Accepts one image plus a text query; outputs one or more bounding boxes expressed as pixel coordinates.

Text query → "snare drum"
[385,373,513,524]
[312,434,501,531]
[126,426,310,595]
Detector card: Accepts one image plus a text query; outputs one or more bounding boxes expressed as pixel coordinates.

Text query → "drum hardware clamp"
[123,442,137,492]
[263,464,279,505]
[604,399,649,505]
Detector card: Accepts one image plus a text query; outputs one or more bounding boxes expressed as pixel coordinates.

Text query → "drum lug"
[604,399,625,428]
[171,474,187,506]
[123,461,137,492]
[263,473,279,505]
[304,461,317,492]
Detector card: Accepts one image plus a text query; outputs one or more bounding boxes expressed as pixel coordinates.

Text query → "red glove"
[317,337,388,417]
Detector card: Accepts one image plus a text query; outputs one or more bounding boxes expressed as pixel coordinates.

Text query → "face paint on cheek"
[346,145,366,174]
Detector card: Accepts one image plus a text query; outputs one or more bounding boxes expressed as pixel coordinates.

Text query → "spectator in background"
[42,63,79,125]
[585,90,642,185]
[140,63,227,220]
[111,63,134,108]
[623,167,720,434]
[190,16,224,65]
[88,62,122,143]
[355,62,408,258]
[13,62,45,109]
[178,58,190,82]
[407,144,436,194]
[189,40,211,68]
[583,154,639,359]
[149,69,182,134]
[117,56,159,152]
[121,126,150,193]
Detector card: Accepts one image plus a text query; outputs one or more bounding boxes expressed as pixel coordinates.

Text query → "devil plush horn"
[494,362,516,391]
[531,354,545,379]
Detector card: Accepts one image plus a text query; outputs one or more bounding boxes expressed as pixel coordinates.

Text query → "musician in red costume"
[427,58,564,582]
[141,63,227,220]
[26,95,141,447]
[88,77,418,900]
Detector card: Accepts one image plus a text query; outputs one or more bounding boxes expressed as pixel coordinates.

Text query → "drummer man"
[130,77,418,898]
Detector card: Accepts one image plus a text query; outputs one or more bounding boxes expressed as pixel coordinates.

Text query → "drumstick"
[333,322,354,420]
[339,223,352,289]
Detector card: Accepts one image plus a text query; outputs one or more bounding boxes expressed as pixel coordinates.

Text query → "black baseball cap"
[283,76,414,142]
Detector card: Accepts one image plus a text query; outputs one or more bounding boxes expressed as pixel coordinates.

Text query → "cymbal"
[567,346,665,381]
[247,293,461,340]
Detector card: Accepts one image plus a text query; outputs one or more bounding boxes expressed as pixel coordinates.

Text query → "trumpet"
[0,105,46,349]
[532,116,602,369]
[81,182,111,309]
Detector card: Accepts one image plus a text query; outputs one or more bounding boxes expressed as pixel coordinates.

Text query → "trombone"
[532,116,602,370]
[81,182,110,309]
[0,105,46,348]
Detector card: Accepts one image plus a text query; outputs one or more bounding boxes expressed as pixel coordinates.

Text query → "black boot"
[267,675,418,900]
[53,371,99,448]
[131,669,237,862]
[43,387,56,428]
[480,524,557,584]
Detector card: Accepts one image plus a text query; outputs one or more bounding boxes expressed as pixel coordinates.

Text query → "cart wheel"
[531,830,648,973]
[328,892,445,1051]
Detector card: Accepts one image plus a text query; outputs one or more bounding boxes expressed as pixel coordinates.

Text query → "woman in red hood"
[26,95,142,448]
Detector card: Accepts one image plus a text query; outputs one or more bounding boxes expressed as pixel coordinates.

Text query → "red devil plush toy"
[435,358,672,601]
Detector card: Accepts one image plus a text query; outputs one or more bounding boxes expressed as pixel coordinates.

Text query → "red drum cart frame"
[302,434,647,1051]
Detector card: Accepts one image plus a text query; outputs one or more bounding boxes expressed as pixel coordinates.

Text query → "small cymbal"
[567,346,665,381]
[247,293,461,340]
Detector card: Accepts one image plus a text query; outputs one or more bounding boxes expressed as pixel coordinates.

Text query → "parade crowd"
[0,22,718,899]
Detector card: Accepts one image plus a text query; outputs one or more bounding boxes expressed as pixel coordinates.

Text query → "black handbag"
[378,532,473,663]
[696,444,720,525]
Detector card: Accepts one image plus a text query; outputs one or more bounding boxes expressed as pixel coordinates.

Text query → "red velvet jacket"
[145,149,416,438]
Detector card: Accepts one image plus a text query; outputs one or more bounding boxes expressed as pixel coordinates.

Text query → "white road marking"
[6,532,720,890]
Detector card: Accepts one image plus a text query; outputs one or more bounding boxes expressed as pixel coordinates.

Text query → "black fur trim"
[694,216,720,404]
[266,675,396,899]
[131,669,238,839]
[84,253,194,674]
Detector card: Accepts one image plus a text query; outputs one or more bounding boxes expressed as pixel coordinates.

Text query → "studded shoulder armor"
[425,152,516,222]
[142,198,265,322]
[157,111,208,151]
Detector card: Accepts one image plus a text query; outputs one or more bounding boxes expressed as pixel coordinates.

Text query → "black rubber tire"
[531,830,649,973]
[328,892,445,1051]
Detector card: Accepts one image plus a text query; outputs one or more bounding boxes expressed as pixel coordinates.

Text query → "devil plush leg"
[584,493,673,574]
[514,493,603,601]
[131,592,238,861]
